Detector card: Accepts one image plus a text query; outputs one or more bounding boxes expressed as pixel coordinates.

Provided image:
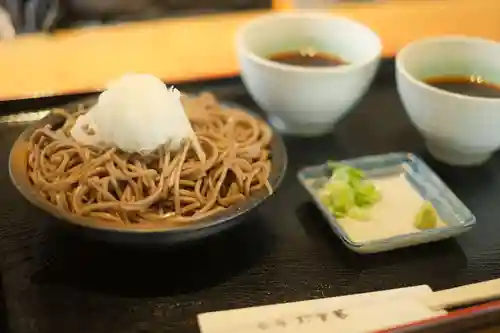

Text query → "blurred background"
[1,0,272,33]
[0,0,379,34]
[0,0,494,102]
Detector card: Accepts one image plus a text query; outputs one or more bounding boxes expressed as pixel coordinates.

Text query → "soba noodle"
[26,92,273,225]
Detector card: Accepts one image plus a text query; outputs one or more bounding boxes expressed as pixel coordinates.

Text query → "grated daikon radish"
[70,73,199,156]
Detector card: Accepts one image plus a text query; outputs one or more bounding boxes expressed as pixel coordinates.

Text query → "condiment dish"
[298,153,476,254]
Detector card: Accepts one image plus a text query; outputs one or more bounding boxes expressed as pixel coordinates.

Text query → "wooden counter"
[0,0,499,101]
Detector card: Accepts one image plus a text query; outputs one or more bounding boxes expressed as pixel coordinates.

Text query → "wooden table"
[0,0,499,101]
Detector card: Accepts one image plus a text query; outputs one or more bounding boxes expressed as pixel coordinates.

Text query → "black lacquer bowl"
[8,97,288,246]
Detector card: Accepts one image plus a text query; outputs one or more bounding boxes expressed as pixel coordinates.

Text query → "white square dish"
[297,152,476,254]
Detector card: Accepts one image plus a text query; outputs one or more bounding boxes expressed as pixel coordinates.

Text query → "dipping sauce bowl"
[236,12,382,136]
[396,36,500,166]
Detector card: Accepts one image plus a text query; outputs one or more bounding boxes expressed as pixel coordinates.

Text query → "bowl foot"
[426,141,492,166]
[268,115,333,137]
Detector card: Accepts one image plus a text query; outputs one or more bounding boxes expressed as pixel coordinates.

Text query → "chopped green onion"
[318,161,381,221]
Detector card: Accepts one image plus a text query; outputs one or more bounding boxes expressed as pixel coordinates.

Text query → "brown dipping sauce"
[424,75,500,98]
[268,49,348,67]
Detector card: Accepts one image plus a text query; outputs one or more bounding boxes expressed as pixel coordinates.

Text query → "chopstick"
[421,278,500,311]
[380,300,500,333]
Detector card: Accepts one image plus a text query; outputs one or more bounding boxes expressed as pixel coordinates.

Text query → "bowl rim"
[396,35,500,103]
[9,95,288,234]
[235,12,382,74]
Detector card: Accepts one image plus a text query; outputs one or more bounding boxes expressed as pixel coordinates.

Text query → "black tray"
[1,60,500,333]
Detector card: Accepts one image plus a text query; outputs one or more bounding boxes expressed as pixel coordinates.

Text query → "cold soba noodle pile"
[26,74,273,226]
